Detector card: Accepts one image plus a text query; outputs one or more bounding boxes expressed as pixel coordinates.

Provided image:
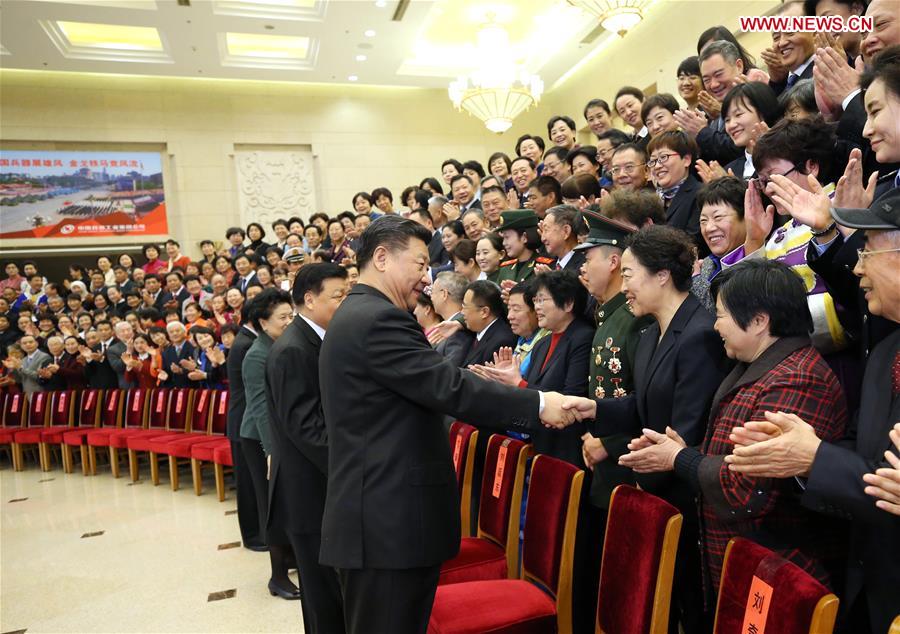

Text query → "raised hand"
[766,173,831,232]
[506,189,521,210]
[743,180,776,253]
[426,319,463,346]
[813,45,861,116]
[862,423,900,516]
[672,108,708,139]
[697,91,721,120]
[443,201,461,221]
[761,47,788,84]
[179,358,197,371]
[695,159,727,184]
[834,148,878,215]
[747,121,769,151]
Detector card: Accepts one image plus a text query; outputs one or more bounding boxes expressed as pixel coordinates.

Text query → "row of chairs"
[0,389,233,500]
[440,422,844,634]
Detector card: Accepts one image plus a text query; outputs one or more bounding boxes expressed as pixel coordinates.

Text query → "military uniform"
[574,211,654,510]
[494,209,553,286]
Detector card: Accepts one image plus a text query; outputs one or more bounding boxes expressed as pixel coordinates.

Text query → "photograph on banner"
[0,150,167,239]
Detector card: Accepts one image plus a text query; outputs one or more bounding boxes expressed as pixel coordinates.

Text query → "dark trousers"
[286,531,345,634]
[338,565,441,634]
[229,437,262,548]
[241,437,292,583]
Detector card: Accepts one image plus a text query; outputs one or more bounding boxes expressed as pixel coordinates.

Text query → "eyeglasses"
[532,295,553,306]
[757,165,800,189]
[646,153,678,169]
[856,247,900,262]
[610,164,640,177]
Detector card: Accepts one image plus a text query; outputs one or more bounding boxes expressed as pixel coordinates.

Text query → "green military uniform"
[574,212,654,509]
[494,209,554,285]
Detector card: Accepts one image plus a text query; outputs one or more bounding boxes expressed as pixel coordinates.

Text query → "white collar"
[558,250,574,269]
[791,54,815,78]
[476,318,498,341]
[476,270,487,281]
[242,272,255,282]
[298,313,326,341]
[743,150,755,178]
[636,126,649,138]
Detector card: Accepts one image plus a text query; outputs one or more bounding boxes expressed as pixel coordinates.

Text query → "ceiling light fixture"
[567,0,651,37]
[364,29,376,37]
[375,0,387,6]
[448,22,543,134]
[348,75,358,81]
[355,54,367,61]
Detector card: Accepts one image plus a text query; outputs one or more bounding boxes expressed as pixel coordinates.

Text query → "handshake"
[539,392,596,430]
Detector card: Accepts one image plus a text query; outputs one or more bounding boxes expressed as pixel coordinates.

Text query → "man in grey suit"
[107,321,133,388]
[12,334,50,394]
[430,272,473,367]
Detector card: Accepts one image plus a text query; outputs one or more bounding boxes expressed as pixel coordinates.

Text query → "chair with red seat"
[148,388,214,490]
[211,441,234,501]
[449,422,479,538]
[77,389,124,475]
[86,388,149,477]
[595,485,682,634]
[439,434,531,585]
[37,390,77,471]
[60,389,104,475]
[11,391,52,471]
[126,387,191,483]
[428,454,584,634]
[1,392,27,468]
[190,390,229,496]
[713,537,839,634]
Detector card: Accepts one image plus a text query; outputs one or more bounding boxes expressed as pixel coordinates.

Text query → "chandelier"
[448,23,543,134]
[568,0,651,36]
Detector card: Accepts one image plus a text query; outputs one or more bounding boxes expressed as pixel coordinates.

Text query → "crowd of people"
[3,2,900,632]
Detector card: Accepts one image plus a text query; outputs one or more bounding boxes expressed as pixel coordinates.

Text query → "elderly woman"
[620,259,848,593]
[240,288,299,600]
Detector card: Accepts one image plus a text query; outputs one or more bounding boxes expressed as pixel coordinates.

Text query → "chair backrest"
[49,390,76,426]
[713,538,839,634]
[521,454,583,634]
[148,388,170,430]
[596,485,682,634]
[78,389,103,427]
[168,388,192,431]
[449,421,479,538]
[210,390,228,435]
[124,388,149,429]
[2,392,27,428]
[99,389,124,428]
[189,388,213,434]
[27,391,51,428]
[477,434,531,579]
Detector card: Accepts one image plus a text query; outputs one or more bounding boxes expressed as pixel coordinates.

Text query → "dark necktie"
[786,72,799,87]
[892,352,900,396]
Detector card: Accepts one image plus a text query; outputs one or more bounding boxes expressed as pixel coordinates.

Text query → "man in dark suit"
[84,320,120,389]
[767,1,816,96]
[159,321,196,388]
[141,274,172,313]
[409,208,449,267]
[231,254,259,294]
[726,193,900,634]
[460,280,517,367]
[540,204,586,273]
[318,216,590,634]
[226,308,263,551]
[266,263,348,634]
[163,271,191,317]
[38,335,68,391]
[430,272,473,367]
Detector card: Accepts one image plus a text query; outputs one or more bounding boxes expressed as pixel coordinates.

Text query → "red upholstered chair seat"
[13,428,45,444]
[105,428,150,448]
[212,444,233,466]
[428,580,556,634]
[126,432,183,452]
[84,428,116,446]
[38,426,74,444]
[151,434,212,458]
[0,429,15,444]
[191,438,229,462]
[62,429,93,446]
[439,538,508,586]
[714,538,838,634]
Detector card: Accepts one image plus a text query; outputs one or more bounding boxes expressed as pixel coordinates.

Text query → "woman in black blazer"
[585,225,731,632]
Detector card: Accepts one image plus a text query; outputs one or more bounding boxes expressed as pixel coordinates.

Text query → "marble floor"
[0,450,304,634]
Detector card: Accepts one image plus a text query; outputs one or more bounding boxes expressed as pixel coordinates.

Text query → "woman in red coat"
[57,336,88,389]
[123,333,159,390]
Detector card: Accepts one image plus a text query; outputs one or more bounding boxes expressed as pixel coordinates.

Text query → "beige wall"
[0,69,553,256]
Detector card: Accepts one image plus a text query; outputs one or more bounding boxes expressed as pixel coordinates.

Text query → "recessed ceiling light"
[355,54,367,61]
[375,0,387,7]
[364,29,376,37]
[57,21,164,50]
[225,32,310,59]
[348,75,358,81]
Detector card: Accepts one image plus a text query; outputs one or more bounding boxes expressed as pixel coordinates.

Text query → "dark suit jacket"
[147,290,172,313]
[724,154,753,181]
[696,117,742,165]
[769,60,814,96]
[319,284,541,570]
[559,249,586,274]
[802,329,900,634]
[85,341,120,389]
[435,311,474,367]
[231,273,260,293]
[266,316,329,535]
[41,353,69,391]
[226,326,257,440]
[523,319,593,466]
[461,319,518,367]
[428,230,450,267]
[665,174,704,254]
[837,92,900,181]
[590,294,731,514]
[55,352,87,389]
[161,341,196,388]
